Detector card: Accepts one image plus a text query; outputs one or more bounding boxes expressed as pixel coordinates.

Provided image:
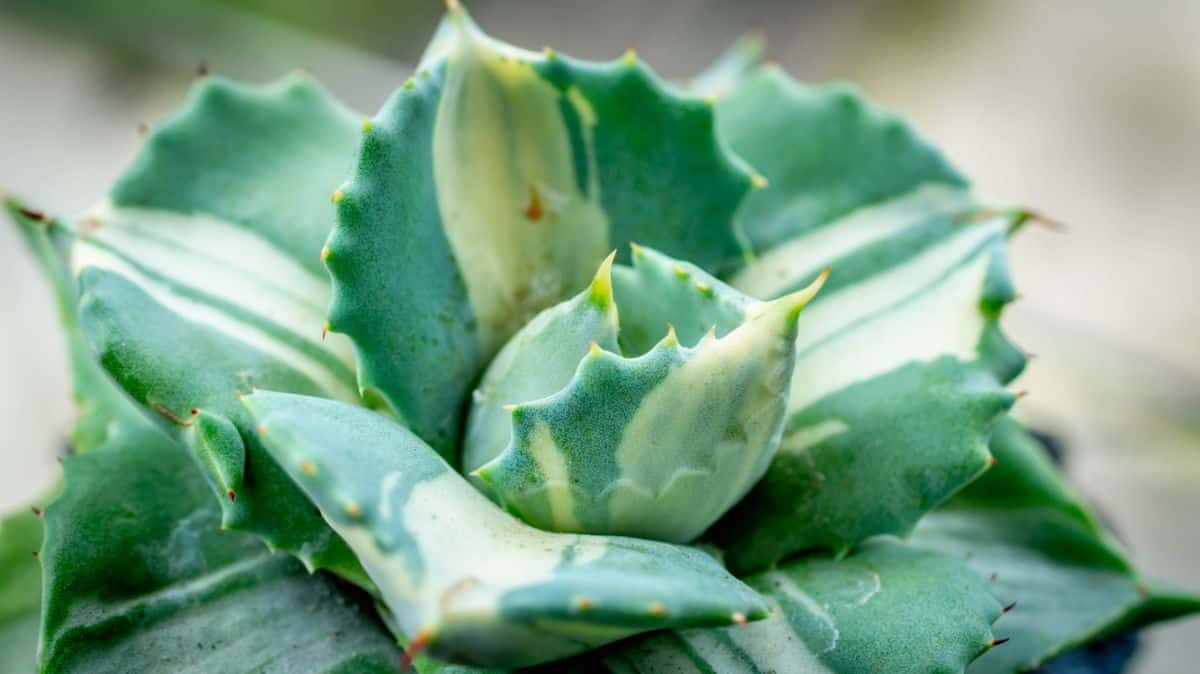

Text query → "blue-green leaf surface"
[242,391,768,669]
[65,73,368,581]
[38,422,401,674]
[913,417,1200,673]
[709,184,1024,571]
[471,248,825,542]
[718,66,965,254]
[566,539,1003,673]
[326,5,758,458]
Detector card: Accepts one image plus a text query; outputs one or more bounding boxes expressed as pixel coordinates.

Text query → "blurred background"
[1,1,1196,671]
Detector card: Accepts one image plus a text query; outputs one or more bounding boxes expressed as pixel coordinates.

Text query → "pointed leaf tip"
[589,250,618,309]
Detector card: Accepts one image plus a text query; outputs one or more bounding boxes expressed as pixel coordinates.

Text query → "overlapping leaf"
[468,246,824,542]
[242,391,768,669]
[58,74,368,581]
[38,423,400,673]
[548,539,1002,673]
[705,67,1026,570]
[325,4,759,457]
[913,416,1200,673]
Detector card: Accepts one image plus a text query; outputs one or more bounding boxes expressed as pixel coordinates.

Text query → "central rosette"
[464,245,825,541]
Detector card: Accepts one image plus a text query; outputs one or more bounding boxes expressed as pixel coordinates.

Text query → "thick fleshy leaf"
[912,416,1200,673]
[38,423,400,673]
[569,539,1002,673]
[462,253,621,475]
[66,73,369,581]
[6,199,153,451]
[717,66,965,254]
[326,5,758,457]
[241,391,768,669]
[0,507,42,674]
[708,183,1025,572]
[472,249,825,542]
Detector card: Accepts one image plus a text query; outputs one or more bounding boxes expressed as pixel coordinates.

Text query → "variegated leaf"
[562,539,1003,674]
[467,246,825,543]
[914,416,1200,673]
[705,75,1026,569]
[38,420,400,673]
[64,73,369,582]
[325,4,759,458]
[241,391,768,669]
[718,66,966,254]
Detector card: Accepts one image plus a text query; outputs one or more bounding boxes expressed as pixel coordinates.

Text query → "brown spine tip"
[137,121,149,136]
[17,207,46,222]
[32,551,39,559]
[255,424,268,436]
[31,507,43,517]
[524,184,543,221]
[227,490,236,503]
[401,628,435,670]
[1002,600,1017,614]
[989,572,999,582]
[990,637,1010,647]
[986,455,997,468]
[195,60,209,78]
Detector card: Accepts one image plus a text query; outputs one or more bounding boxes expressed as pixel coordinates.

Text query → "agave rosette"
[2,4,1197,673]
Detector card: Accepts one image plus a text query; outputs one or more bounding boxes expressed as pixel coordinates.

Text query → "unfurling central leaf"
[466,246,827,542]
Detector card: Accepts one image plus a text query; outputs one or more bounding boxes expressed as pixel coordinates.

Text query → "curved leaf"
[709,183,1024,571]
[472,249,825,542]
[242,391,768,669]
[326,5,758,457]
[39,424,400,673]
[65,73,369,581]
[718,67,965,254]
[5,199,153,452]
[0,507,42,674]
[582,539,1002,673]
[912,416,1200,673]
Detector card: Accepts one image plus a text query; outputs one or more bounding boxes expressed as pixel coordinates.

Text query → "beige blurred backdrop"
[1,1,1197,671]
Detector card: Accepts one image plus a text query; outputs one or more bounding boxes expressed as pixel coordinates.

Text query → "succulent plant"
[2,3,1197,672]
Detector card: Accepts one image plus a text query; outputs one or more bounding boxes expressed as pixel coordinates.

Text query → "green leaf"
[582,539,1003,673]
[0,507,43,674]
[326,5,758,457]
[709,185,1024,571]
[716,67,965,254]
[5,199,154,452]
[462,252,622,475]
[471,247,825,543]
[912,416,1200,673]
[39,423,400,673]
[65,73,369,582]
[241,391,769,669]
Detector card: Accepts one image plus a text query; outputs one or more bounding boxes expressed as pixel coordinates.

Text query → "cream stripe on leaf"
[67,73,370,584]
[469,247,826,543]
[326,3,757,459]
[242,391,768,670]
[717,67,966,254]
[684,58,1029,572]
[709,186,1024,571]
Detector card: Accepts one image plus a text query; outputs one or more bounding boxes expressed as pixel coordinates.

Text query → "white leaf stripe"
[789,223,1003,409]
[733,184,975,298]
[70,216,359,403]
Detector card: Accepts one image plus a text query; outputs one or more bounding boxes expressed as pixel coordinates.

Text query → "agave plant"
[2,4,1197,673]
